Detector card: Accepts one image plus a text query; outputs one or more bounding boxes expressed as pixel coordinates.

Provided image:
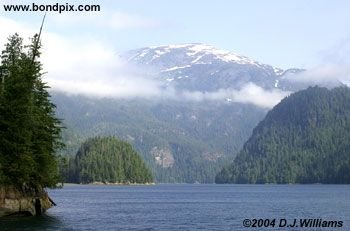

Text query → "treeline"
[216,86,350,184]
[62,137,153,184]
[0,34,62,189]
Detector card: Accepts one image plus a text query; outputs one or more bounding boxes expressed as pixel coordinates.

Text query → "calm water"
[0,184,349,230]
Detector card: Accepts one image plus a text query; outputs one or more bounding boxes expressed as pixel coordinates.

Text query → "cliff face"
[0,186,54,217]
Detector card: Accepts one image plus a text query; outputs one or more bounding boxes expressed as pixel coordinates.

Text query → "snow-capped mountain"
[54,44,309,183]
[126,43,274,70]
[122,43,304,92]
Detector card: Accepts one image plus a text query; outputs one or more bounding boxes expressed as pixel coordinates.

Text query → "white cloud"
[0,16,161,98]
[286,64,350,86]
[286,39,350,87]
[0,16,288,109]
[40,33,163,99]
[179,83,290,108]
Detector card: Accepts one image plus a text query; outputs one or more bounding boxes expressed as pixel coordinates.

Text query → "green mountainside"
[53,93,266,183]
[216,86,350,184]
[65,137,153,184]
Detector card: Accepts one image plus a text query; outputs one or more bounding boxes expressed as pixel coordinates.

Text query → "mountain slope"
[54,93,265,183]
[215,86,350,184]
[123,43,304,92]
[54,43,306,183]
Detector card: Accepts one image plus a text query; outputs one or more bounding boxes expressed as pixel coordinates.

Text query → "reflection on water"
[0,214,66,231]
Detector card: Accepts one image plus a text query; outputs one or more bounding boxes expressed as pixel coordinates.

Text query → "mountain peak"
[126,43,265,68]
[121,43,305,92]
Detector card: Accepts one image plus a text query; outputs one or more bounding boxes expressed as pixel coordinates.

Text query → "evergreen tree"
[0,33,62,190]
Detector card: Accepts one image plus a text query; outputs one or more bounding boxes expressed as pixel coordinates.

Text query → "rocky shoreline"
[0,186,55,217]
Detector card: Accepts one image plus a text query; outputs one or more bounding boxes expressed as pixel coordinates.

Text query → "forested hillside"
[216,86,350,184]
[65,137,153,184]
[54,93,265,183]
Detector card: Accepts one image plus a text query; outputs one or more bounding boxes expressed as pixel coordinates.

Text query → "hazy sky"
[1,0,350,69]
[1,1,350,108]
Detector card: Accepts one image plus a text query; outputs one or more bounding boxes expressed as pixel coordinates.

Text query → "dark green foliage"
[216,86,350,184]
[68,137,153,184]
[0,34,62,189]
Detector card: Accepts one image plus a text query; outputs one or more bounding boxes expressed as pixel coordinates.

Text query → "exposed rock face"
[0,186,54,217]
[151,147,175,168]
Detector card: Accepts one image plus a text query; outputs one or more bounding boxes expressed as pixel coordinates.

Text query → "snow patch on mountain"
[185,43,258,65]
[273,67,284,76]
[162,65,191,72]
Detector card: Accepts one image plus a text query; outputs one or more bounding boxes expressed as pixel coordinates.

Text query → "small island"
[65,137,154,185]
